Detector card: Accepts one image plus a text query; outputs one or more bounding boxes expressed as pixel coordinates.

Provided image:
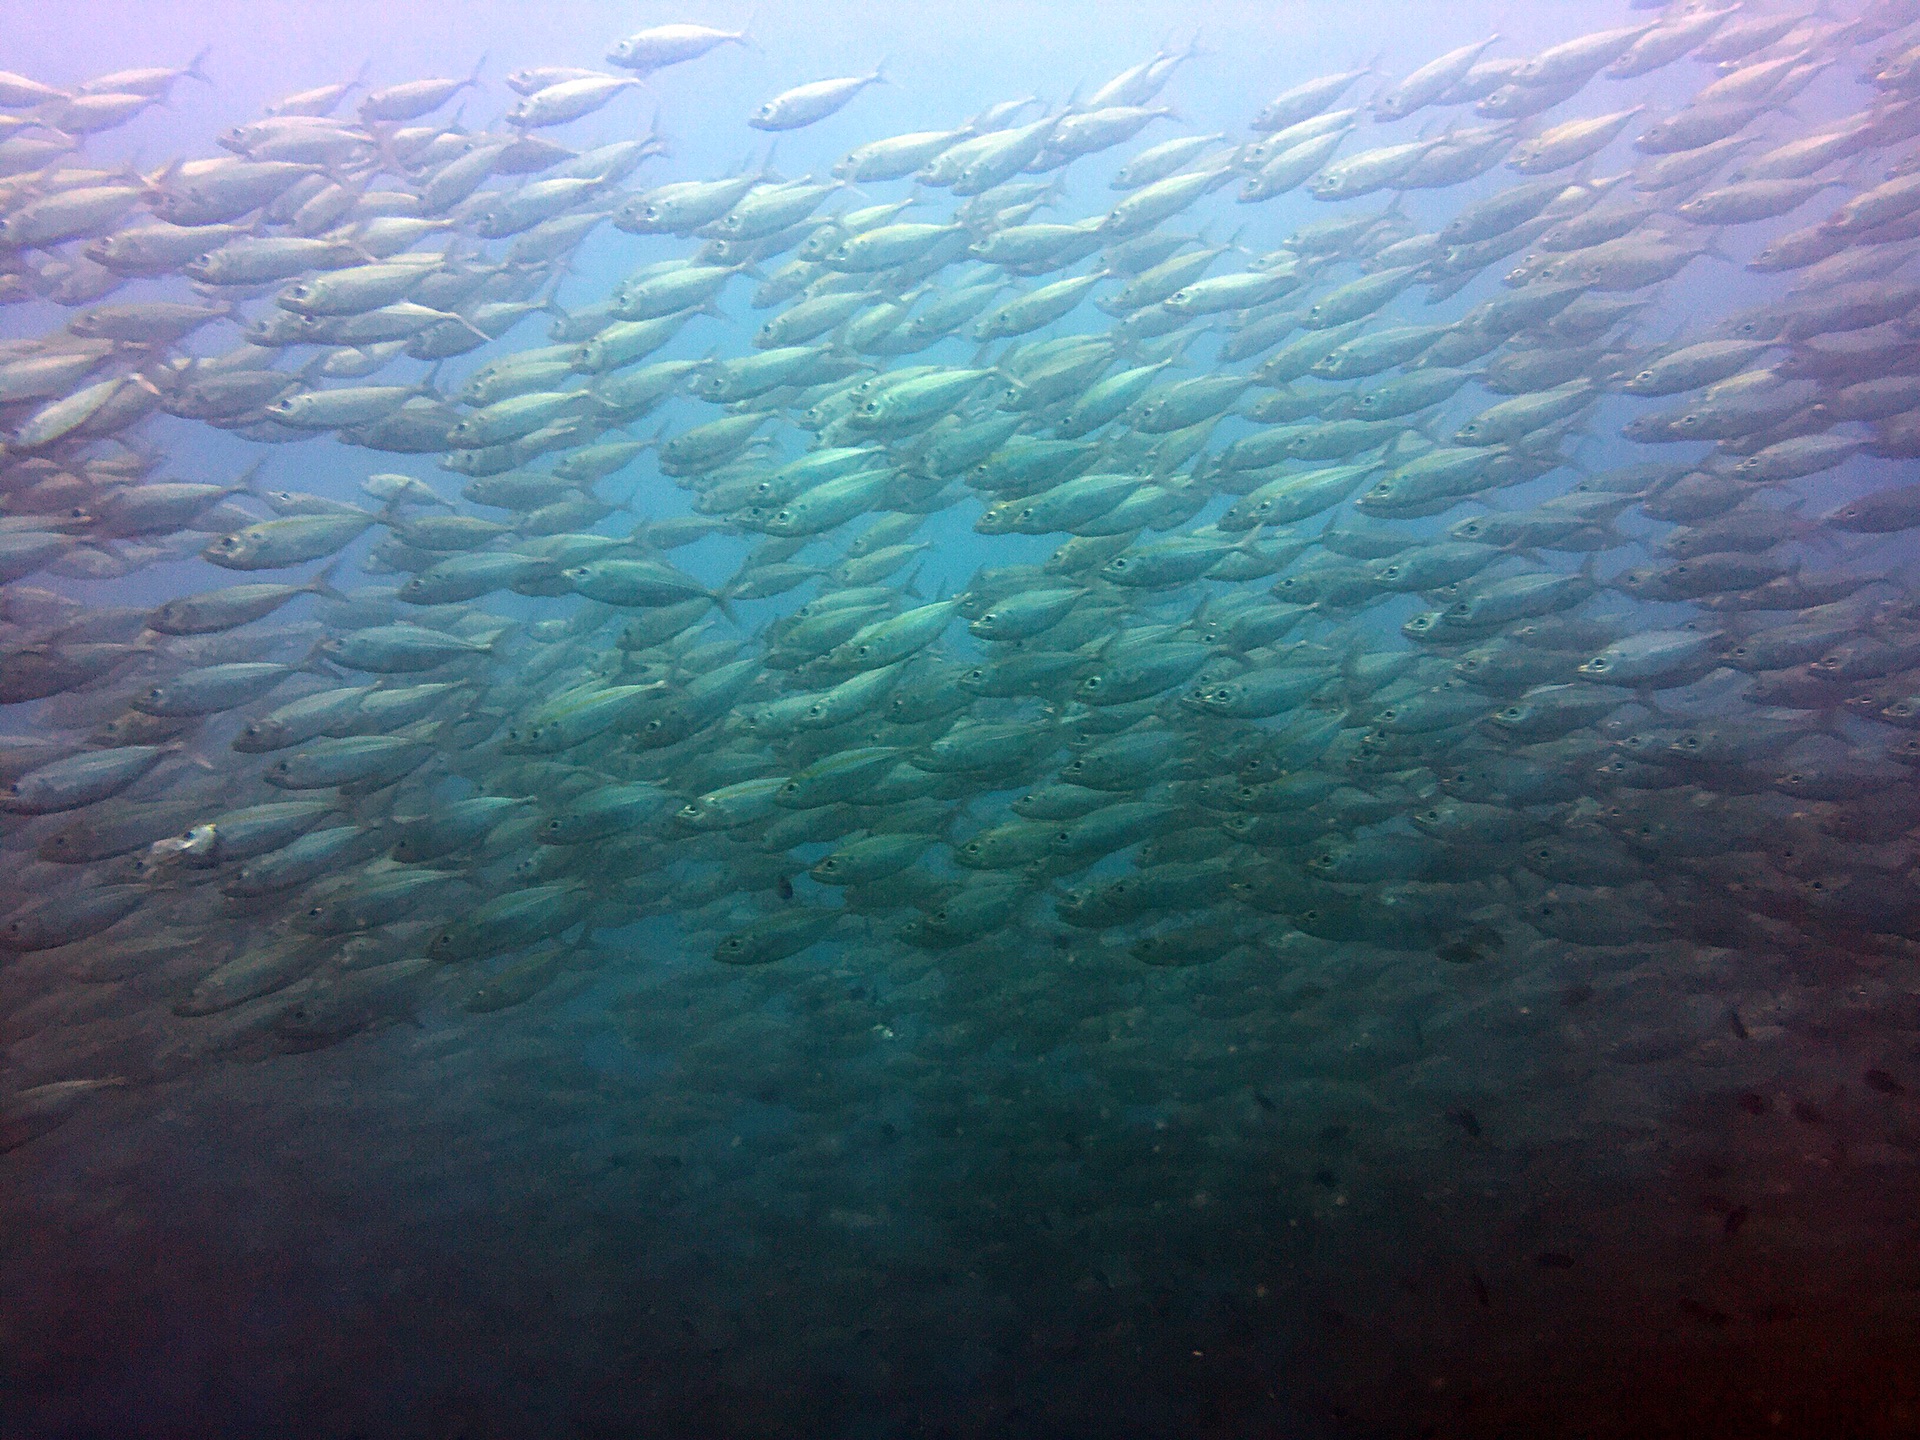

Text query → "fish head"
[633,710,689,749]
[203,532,254,563]
[424,923,466,958]
[1190,684,1237,713]
[1449,516,1492,542]
[1577,653,1615,679]
[1666,730,1716,762]
[232,718,293,753]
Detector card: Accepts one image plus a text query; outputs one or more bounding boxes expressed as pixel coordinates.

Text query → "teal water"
[4,4,1920,1438]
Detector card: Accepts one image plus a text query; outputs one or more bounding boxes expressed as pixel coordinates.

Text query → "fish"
[749,68,886,132]
[2,16,1920,1421]
[607,23,754,74]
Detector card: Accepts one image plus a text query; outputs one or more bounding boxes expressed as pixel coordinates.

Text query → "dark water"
[5,3,1920,1437]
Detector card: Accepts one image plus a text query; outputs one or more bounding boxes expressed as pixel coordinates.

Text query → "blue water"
[5,3,1920,1438]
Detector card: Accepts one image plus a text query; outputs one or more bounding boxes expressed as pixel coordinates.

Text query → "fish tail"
[641,108,670,158]
[305,558,348,602]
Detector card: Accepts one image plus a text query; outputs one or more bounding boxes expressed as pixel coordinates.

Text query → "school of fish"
[4,8,1920,1407]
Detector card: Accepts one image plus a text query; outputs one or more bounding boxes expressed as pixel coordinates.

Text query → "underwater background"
[3,2,1920,1437]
